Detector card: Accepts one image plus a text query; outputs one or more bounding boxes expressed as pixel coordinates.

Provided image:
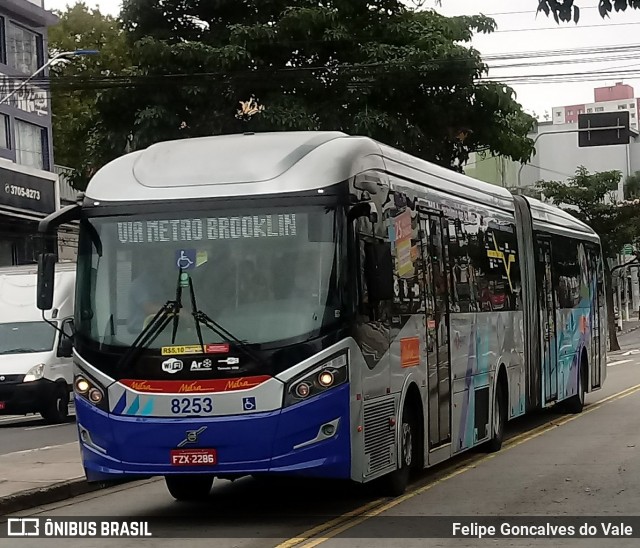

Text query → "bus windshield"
[76,205,344,351]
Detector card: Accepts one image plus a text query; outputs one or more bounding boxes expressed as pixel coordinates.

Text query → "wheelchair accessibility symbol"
[242,397,256,411]
[176,249,196,270]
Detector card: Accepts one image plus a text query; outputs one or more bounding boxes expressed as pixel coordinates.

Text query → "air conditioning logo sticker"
[191,359,212,371]
[162,358,183,374]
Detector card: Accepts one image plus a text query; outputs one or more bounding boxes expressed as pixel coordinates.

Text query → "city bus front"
[40,194,358,495]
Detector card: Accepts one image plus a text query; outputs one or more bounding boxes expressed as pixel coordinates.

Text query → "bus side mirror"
[58,336,73,358]
[37,253,56,311]
[364,242,394,302]
[348,201,378,224]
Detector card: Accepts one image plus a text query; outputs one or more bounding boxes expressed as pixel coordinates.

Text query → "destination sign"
[117,214,297,244]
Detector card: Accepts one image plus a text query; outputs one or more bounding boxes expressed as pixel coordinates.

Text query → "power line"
[1,43,639,90]
[493,21,640,33]
[3,45,640,99]
[3,42,640,89]
[480,6,599,17]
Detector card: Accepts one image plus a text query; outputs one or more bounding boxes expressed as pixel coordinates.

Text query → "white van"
[0,263,75,423]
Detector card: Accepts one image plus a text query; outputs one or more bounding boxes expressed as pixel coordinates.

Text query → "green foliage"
[48,2,131,188]
[77,0,536,186]
[536,1,640,23]
[536,166,640,259]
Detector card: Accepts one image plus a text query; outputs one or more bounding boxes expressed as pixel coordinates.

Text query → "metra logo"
[178,381,210,393]
[225,377,259,391]
[162,358,183,374]
[130,380,162,392]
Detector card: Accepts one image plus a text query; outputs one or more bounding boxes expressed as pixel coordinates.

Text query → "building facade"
[0,0,59,266]
[552,83,640,132]
[465,122,640,198]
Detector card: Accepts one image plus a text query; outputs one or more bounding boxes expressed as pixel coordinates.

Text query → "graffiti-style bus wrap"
[36,132,606,500]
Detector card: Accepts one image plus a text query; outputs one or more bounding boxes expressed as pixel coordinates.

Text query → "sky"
[43,0,640,119]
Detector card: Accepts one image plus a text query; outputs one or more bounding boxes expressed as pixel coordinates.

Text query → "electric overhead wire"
[3,39,640,90]
[4,31,640,98]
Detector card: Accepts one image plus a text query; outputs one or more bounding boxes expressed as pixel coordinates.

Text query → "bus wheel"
[485,381,506,453]
[565,359,586,414]
[41,383,69,424]
[378,404,417,497]
[164,475,214,501]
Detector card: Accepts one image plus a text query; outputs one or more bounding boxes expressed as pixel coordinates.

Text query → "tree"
[48,2,131,187]
[536,1,640,23]
[536,166,640,351]
[77,0,535,187]
[624,171,640,200]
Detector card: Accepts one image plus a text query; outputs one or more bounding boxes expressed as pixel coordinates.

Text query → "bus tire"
[565,358,586,414]
[485,379,506,453]
[378,404,417,497]
[164,475,214,501]
[40,383,69,424]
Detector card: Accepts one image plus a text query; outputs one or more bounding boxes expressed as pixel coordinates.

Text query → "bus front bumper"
[75,384,351,482]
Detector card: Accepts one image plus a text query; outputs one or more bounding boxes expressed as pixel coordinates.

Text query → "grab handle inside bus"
[37,252,57,311]
[363,242,394,302]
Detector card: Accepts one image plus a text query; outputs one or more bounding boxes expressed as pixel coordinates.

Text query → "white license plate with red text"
[170,449,217,466]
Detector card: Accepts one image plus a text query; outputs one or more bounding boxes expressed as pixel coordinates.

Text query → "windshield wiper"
[116,300,180,371]
[116,269,184,371]
[185,276,267,368]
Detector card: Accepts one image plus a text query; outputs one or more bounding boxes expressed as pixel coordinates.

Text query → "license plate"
[170,448,217,466]
[0,402,5,410]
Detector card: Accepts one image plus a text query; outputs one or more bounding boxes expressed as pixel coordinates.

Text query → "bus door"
[418,211,451,449]
[536,236,558,402]
[591,249,604,388]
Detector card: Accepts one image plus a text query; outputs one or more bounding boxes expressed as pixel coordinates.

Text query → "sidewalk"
[0,442,98,515]
[621,319,640,335]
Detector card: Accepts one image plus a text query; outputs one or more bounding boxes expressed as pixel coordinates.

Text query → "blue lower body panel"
[76,384,351,482]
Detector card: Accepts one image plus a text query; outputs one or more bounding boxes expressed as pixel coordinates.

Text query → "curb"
[622,324,640,335]
[0,478,103,516]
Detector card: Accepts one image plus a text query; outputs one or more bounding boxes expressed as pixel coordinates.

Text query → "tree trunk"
[604,262,620,352]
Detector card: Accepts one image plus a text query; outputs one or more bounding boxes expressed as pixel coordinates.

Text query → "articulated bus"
[36,132,607,500]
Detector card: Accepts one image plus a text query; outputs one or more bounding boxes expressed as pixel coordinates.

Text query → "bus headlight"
[23,363,45,383]
[284,352,348,407]
[75,377,90,394]
[88,388,103,403]
[73,374,107,411]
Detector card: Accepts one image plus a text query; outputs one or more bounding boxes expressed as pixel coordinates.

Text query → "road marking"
[24,424,71,431]
[0,415,41,424]
[0,442,76,458]
[622,349,640,356]
[608,359,632,367]
[278,383,640,548]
